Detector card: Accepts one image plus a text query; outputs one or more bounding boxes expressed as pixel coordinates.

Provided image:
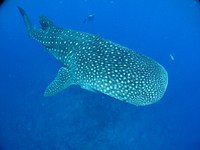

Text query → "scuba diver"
[83,14,95,23]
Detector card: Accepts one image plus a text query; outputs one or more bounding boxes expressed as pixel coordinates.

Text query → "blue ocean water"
[0,0,200,149]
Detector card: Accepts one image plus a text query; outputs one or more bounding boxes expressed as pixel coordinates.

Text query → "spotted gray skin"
[18,7,168,106]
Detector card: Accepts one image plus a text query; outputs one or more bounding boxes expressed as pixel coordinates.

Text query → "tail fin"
[18,6,32,33]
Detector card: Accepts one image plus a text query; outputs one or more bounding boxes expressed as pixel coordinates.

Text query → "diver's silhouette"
[83,14,95,23]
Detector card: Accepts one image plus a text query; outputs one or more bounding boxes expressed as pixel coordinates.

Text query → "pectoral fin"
[44,67,72,96]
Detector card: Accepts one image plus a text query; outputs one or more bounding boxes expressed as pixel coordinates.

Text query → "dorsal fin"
[39,16,56,31]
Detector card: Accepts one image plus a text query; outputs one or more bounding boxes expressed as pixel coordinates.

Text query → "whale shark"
[18,6,168,106]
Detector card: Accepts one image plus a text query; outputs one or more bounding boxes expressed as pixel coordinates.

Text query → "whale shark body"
[18,7,168,106]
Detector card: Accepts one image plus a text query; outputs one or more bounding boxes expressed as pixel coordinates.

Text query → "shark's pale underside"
[18,7,168,106]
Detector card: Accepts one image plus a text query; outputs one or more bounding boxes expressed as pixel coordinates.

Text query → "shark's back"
[18,6,168,106]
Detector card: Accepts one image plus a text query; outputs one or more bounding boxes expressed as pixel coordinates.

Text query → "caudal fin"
[18,6,32,34]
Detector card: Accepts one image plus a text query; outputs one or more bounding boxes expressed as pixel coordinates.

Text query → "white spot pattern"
[29,15,168,106]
